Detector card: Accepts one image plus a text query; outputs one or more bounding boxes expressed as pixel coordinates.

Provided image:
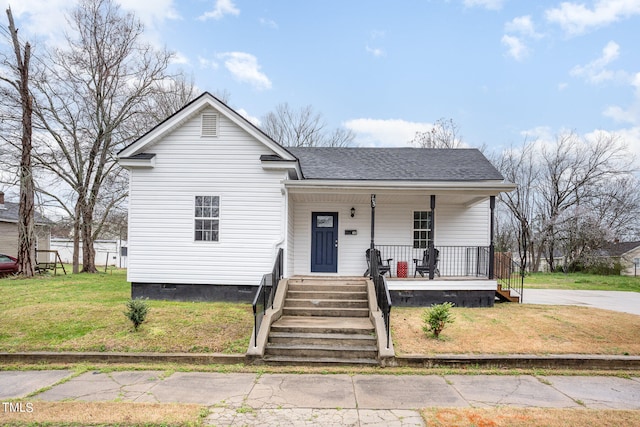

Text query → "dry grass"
[393,304,640,355]
[422,408,640,427]
[0,401,205,426]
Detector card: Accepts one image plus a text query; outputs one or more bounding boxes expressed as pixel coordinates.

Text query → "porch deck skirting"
[131,282,257,302]
[387,279,497,307]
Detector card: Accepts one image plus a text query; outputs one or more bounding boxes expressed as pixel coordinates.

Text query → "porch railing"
[370,256,392,349]
[374,245,490,278]
[252,248,284,347]
[494,252,524,303]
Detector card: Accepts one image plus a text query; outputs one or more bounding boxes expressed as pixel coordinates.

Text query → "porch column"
[489,196,495,280]
[370,194,377,278]
[429,195,436,280]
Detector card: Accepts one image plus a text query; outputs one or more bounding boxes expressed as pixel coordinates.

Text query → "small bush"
[422,302,455,339]
[124,298,149,331]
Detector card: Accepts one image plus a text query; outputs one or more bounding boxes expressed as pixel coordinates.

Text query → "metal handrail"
[252,248,284,347]
[370,257,392,349]
[494,252,524,303]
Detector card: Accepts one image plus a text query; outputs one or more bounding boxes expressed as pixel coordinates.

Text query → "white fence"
[49,239,128,268]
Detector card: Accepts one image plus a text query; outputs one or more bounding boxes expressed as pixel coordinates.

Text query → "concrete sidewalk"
[2,371,640,426]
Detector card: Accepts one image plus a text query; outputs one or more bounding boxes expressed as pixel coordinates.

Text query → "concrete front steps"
[263,277,379,366]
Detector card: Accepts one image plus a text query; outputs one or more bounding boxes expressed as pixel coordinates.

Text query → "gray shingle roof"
[602,241,640,257]
[287,147,505,181]
[0,201,53,225]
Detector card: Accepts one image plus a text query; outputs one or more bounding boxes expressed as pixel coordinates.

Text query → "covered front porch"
[283,182,512,307]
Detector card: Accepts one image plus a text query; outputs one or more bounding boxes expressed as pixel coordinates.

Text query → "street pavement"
[523,289,640,316]
[1,370,640,426]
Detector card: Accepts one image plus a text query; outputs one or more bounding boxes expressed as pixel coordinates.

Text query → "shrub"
[124,298,149,331]
[422,302,455,339]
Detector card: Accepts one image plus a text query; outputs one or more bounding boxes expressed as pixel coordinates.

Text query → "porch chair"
[363,248,393,277]
[413,248,440,278]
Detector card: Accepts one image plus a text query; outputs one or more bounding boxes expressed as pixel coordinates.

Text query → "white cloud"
[501,35,528,61]
[1,0,72,45]
[343,118,433,147]
[519,126,554,143]
[218,52,272,90]
[604,105,638,124]
[558,82,569,91]
[603,72,640,125]
[199,0,240,21]
[259,17,278,29]
[614,126,640,157]
[463,0,505,11]
[365,45,385,58]
[2,0,181,47]
[171,52,190,65]
[570,41,621,84]
[236,108,261,126]
[198,56,219,69]
[118,0,180,28]
[505,15,541,38]
[546,0,640,35]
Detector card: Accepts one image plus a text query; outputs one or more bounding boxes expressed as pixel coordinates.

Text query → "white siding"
[286,194,296,277]
[292,197,490,276]
[127,106,286,286]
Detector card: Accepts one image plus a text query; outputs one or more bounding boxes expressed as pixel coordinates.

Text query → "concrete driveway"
[523,289,640,316]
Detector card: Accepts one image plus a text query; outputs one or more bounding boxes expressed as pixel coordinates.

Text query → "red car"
[0,254,19,276]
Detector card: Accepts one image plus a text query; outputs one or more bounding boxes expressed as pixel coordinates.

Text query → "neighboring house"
[602,241,640,276]
[0,192,52,262]
[118,92,515,306]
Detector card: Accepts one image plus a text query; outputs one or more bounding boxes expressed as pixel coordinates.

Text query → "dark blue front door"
[311,212,338,273]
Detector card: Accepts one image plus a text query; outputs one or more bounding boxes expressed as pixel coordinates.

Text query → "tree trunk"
[81,203,97,273]
[6,7,35,277]
[72,201,81,274]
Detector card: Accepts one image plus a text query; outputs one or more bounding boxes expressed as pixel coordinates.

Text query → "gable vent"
[201,113,218,137]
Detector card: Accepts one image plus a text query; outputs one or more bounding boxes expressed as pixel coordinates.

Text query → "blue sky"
[4,0,640,154]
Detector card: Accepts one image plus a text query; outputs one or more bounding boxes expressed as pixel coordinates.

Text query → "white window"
[195,196,219,241]
[201,113,218,137]
[413,211,431,249]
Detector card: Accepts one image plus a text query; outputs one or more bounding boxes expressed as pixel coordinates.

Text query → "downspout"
[274,180,288,276]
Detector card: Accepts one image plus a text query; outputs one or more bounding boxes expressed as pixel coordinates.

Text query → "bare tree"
[494,140,540,273]
[0,7,35,276]
[261,103,355,147]
[31,0,183,273]
[537,132,632,271]
[495,131,637,273]
[410,118,463,148]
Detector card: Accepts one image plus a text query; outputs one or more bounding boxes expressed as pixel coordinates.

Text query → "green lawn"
[0,269,253,353]
[524,272,640,292]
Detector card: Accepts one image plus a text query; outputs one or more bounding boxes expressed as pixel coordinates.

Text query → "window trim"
[412,210,432,249]
[194,195,220,242]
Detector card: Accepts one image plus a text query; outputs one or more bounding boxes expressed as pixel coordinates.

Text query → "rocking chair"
[413,248,440,277]
[363,248,393,277]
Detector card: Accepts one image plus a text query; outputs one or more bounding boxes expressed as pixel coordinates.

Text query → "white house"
[0,192,52,263]
[118,92,516,306]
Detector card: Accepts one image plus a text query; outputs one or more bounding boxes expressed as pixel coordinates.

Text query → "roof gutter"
[284,179,516,195]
